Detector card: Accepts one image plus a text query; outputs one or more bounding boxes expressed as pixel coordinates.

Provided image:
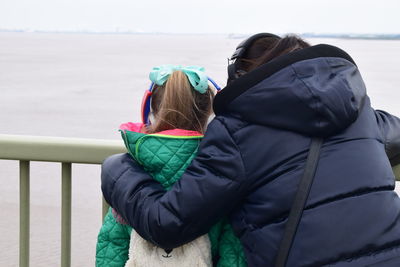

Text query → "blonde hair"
[147,71,214,134]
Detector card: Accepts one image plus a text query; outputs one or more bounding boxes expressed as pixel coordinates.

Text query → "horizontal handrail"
[0,134,124,267]
[0,134,126,164]
[393,165,400,181]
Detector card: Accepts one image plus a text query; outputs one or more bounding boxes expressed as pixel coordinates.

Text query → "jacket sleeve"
[95,208,132,267]
[101,118,248,249]
[375,109,400,166]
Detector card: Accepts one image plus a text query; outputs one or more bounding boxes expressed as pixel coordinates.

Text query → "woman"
[101,34,400,266]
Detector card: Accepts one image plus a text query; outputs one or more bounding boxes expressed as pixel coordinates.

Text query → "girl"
[96,65,246,267]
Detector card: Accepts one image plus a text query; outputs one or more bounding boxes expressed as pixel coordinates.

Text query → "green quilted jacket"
[96,125,246,267]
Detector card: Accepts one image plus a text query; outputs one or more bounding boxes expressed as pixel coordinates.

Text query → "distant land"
[1,29,400,40]
[228,33,400,40]
[300,33,400,40]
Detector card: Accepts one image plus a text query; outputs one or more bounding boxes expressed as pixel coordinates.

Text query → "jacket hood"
[119,124,202,190]
[213,44,367,137]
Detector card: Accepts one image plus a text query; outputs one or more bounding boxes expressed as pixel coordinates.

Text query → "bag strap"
[275,137,323,267]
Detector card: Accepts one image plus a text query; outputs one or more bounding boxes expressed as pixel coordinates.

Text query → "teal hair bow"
[149,65,209,94]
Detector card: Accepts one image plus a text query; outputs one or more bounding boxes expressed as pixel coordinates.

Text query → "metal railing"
[0,134,126,267]
[1,134,400,267]
[394,165,400,180]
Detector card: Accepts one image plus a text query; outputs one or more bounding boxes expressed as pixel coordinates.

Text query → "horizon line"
[1,29,400,40]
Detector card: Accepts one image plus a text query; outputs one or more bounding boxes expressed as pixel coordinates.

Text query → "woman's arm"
[375,109,400,166]
[101,118,248,249]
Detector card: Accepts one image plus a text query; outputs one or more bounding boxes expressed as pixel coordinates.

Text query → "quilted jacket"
[96,123,246,267]
[102,45,400,266]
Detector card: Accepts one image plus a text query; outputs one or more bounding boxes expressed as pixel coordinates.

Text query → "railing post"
[102,197,110,221]
[20,160,30,267]
[61,163,72,267]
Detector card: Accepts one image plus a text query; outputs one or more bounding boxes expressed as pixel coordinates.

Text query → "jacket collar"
[213,44,356,115]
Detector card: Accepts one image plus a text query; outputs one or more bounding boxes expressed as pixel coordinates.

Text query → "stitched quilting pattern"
[137,137,200,189]
[123,132,201,190]
[96,208,132,267]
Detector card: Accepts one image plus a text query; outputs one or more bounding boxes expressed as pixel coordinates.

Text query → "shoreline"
[1,30,400,40]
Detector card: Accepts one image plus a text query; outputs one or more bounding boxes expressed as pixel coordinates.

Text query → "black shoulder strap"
[275,137,323,267]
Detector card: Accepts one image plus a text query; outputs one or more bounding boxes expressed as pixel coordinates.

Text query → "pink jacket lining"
[119,122,203,136]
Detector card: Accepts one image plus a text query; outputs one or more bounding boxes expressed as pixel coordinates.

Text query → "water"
[0,32,400,266]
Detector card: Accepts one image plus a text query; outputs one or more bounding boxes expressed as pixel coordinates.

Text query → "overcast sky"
[1,0,399,34]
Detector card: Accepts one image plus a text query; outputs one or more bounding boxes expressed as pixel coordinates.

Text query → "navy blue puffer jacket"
[102,44,400,266]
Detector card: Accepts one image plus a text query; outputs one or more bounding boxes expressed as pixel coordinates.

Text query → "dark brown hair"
[147,71,214,134]
[239,35,311,73]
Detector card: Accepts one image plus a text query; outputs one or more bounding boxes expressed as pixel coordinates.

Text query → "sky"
[1,0,399,34]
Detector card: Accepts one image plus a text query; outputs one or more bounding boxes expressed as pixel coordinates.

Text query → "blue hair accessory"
[149,64,209,94]
[141,65,221,124]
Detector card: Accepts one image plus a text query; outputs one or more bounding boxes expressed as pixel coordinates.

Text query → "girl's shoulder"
[119,122,203,162]
[119,122,204,189]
